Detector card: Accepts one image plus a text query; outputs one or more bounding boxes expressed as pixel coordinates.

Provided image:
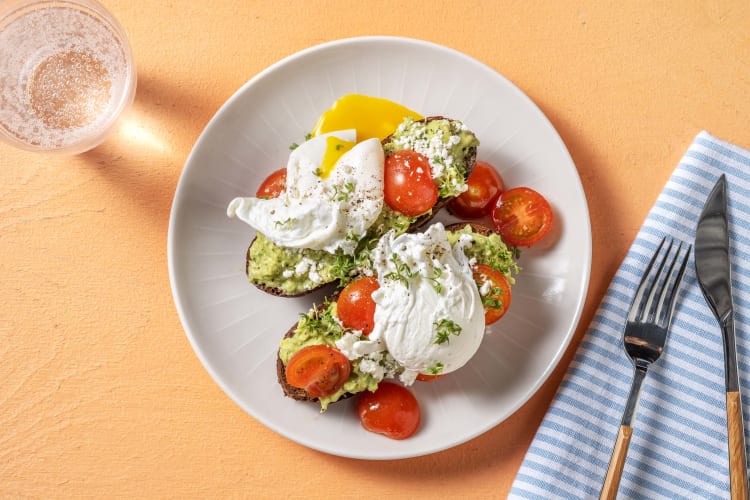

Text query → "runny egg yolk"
[319,136,355,179]
[311,94,423,142]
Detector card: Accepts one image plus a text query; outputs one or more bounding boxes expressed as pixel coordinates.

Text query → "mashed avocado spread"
[279,225,518,410]
[278,301,381,410]
[445,225,520,282]
[383,117,479,198]
[247,206,417,295]
[247,117,479,295]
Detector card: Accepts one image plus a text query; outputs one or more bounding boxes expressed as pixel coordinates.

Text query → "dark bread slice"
[246,116,479,298]
[444,221,494,238]
[277,222,494,403]
[245,244,320,298]
[276,301,354,402]
[276,322,319,401]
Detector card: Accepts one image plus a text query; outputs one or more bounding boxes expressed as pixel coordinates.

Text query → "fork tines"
[628,237,692,329]
[600,236,692,500]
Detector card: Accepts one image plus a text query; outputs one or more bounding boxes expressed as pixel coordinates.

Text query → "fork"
[599,237,692,500]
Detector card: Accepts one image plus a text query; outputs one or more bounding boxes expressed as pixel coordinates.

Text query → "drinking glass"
[0,0,136,154]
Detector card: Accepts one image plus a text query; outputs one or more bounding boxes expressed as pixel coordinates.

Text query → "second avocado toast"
[235,116,480,296]
[277,222,519,410]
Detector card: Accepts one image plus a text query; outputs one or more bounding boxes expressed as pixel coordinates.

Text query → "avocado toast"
[276,222,519,410]
[240,116,480,297]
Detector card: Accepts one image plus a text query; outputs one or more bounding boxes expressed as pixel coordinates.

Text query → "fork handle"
[599,425,633,500]
[726,391,749,500]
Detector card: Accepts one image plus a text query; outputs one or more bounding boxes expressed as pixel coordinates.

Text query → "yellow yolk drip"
[319,136,355,178]
[312,94,423,142]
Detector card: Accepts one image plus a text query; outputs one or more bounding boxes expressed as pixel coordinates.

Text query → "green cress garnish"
[433,318,462,345]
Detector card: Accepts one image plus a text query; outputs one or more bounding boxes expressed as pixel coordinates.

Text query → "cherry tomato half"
[384,150,439,217]
[472,263,512,325]
[491,187,553,247]
[337,277,379,336]
[284,345,351,398]
[448,161,505,218]
[357,382,421,440]
[256,168,287,198]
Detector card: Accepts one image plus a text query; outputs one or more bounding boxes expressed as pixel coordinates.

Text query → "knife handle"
[600,425,633,500]
[726,391,749,500]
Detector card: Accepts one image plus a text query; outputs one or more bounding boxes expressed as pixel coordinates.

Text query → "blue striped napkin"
[509,132,750,500]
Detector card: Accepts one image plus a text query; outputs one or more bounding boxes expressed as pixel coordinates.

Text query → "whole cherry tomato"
[337,277,379,336]
[256,168,287,198]
[383,150,439,217]
[491,187,553,247]
[472,263,512,325]
[448,161,505,218]
[285,345,351,398]
[357,382,420,440]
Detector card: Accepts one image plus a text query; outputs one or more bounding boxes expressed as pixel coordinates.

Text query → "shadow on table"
[77,72,221,222]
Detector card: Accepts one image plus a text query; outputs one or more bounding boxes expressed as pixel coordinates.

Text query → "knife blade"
[694,174,748,500]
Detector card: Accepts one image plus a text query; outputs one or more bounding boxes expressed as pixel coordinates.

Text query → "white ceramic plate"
[168,36,591,459]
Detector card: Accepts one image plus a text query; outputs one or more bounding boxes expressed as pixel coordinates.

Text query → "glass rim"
[0,0,137,154]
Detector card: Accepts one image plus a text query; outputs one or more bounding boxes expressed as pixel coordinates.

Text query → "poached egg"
[312,94,423,142]
[227,130,384,255]
[227,94,424,254]
[337,223,486,385]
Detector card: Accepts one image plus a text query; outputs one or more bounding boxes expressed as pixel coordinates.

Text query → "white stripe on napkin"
[509,132,750,500]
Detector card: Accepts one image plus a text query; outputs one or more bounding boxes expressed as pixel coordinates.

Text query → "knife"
[694,174,749,500]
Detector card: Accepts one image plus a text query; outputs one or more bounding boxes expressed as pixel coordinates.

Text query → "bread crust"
[277,222,494,403]
[276,302,356,402]
[276,322,319,401]
[245,243,312,298]
[245,116,478,298]
[444,221,494,237]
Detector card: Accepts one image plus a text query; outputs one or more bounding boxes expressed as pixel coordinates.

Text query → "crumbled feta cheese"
[335,332,360,358]
[479,279,492,296]
[308,264,322,284]
[400,369,418,386]
[335,332,400,382]
[294,258,312,276]
[359,357,388,380]
[390,121,460,180]
[294,257,323,283]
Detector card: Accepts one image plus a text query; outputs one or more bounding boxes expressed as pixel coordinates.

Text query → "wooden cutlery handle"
[600,425,633,500]
[726,391,749,500]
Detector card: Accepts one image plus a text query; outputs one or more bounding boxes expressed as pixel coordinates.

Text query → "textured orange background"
[2,1,749,498]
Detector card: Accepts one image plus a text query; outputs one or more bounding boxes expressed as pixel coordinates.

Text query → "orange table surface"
[2,1,749,498]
